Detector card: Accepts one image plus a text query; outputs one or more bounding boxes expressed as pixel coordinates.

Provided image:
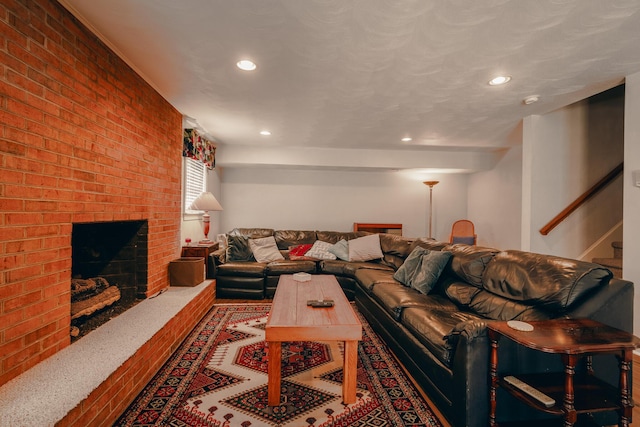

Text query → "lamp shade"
[189,192,223,211]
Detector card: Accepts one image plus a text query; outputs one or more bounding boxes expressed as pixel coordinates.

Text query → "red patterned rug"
[115,304,443,426]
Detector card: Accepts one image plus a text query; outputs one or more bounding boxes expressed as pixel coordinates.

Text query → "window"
[184,157,206,214]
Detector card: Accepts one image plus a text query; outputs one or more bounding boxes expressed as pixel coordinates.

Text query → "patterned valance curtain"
[183,128,216,169]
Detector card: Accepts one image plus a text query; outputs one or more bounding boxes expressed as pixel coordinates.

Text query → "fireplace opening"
[71,220,148,341]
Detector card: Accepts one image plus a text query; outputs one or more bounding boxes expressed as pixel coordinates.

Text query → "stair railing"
[539,162,623,236]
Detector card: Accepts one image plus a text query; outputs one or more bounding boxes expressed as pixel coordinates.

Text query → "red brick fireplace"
[70,220,148,340]
[1,0,183,387]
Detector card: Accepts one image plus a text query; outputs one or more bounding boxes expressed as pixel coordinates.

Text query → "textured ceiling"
[59,0,640,171]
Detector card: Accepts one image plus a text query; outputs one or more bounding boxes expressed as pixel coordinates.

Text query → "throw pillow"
[409,250,452,295]
[248,236,284,263]
[288,243,314,260]
[227,234,255,261]
[348,234,383,262]
[328,239,349,261]
[394,248,452,295]
[393,246,430,286]
[305,240,337,260]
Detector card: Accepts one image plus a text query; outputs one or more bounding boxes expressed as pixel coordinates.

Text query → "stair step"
[612,241,623,259]
[593,257,622,268]
[592,257,622,279]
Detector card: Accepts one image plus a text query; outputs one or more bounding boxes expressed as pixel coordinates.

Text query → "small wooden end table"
[181,241,219,279]
[488,318,640,426]
[265,274,362,406]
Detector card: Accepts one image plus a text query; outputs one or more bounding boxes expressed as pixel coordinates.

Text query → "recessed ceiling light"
[260,130,271,136]
[488,75,511,86]
[237,60,257,71]
[401,137,412,142]
[523,95,540,105]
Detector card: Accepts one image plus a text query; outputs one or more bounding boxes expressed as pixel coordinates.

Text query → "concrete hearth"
[0,281,215,427]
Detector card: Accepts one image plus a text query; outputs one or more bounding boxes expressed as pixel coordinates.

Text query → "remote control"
[307,299,334,307]
[503,376,555,408]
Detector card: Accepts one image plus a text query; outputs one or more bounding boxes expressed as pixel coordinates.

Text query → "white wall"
[521,89,624,258]
[467,146,523,250]
[218,167,468,240]
[624,72,640,335]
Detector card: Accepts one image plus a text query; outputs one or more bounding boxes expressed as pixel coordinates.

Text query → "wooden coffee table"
[266,274,362,406]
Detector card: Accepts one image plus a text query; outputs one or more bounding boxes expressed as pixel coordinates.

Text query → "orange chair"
[449,220,477,245]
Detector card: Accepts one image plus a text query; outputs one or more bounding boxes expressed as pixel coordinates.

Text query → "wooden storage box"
[169,257,205,286]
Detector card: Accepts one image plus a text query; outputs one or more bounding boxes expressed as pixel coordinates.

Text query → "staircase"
[592,241,623,279]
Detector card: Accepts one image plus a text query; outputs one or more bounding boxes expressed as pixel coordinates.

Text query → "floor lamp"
[423,181,439,239]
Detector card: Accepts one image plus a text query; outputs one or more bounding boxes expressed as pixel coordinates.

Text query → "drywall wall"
[218,167,468,240]
[467,146,523,250]
[623,72,640,335]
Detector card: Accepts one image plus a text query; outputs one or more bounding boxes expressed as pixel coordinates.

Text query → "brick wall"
[0,0,183,386]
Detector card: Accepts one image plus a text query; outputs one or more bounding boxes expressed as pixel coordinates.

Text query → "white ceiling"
[59,0,640,172]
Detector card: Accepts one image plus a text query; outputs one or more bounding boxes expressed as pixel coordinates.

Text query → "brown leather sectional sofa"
[210,228,633,426]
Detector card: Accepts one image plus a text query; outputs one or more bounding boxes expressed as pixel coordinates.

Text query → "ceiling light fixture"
[523,95,540,105]
[260,130,271,136]
[237,59,257,71]
[401,137,412,142]
[488,75,511,86]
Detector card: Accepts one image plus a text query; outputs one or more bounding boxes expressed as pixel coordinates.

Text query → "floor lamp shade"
[189,192,223,242]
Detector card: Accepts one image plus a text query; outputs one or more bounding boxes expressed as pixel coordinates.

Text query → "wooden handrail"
[539,162,623,236]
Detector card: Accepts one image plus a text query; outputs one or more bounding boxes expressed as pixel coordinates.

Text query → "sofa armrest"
[447,318,489,343]
[564,278,634,332]
[211,248,226,265]
[448,319,491,427]
[208,248,227,279]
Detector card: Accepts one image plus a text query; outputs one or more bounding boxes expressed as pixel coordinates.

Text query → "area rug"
[115,304,442,427]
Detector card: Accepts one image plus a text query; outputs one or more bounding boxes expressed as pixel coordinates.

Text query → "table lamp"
[189,192,223,243]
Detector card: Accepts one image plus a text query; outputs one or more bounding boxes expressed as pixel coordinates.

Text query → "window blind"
[184,158,206,213]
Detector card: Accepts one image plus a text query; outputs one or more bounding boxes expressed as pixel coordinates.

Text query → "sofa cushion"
[319,259,350,275]
[409,238,449,252]
[316,231,365,244]
[305,240,337,260]
[249,236,285,263]
[482,250,613,311]
[226,234,255,262]
[468,289,553,321]
[343,261,392,277]
[230,228,275,238]
[288,244,314,260]
[319,259,392,278]
[381,253,405,270]
[379,233,414,255]
[443,244,499,287]
[377,233,415,270]
[353,269,398,293]
[401,306,484,367]
[274,230,317,250]
[371,282,451,320]
[266,260,317,275]
[348,234,384,262]
[394,248,452,295]
[217,262,267,277]
[328,239,349,261]
[443,281,482,307]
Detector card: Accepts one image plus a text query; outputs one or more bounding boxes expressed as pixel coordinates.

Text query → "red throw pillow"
[288,244,314,260]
